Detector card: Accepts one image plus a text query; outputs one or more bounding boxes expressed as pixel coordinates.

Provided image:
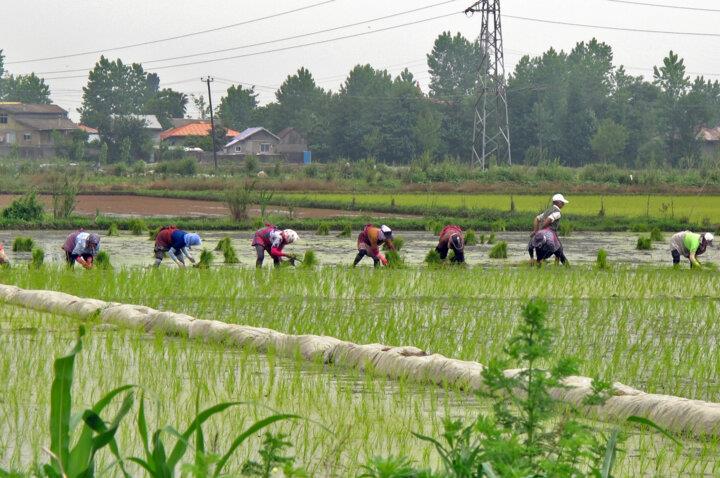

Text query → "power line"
[31,1,458,76]
[6,0,337,65]
[602,0,720,13]
[504,13,720,37]
[41,11,460,80]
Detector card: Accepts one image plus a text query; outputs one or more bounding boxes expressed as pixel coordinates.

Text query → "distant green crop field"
[277,193,720,222]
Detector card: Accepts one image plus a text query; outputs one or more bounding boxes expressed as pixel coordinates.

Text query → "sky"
[2,0,719,121]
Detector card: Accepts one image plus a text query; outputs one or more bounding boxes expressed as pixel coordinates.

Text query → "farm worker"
[436,225,465,263]
[153,225,177,267]
[252,224,299,268]
[166,230,202,268]
[353,224,395,267]
[0,243,9,265]
[62,230,100,269]
[670,231,714,268]
[529,228,567,266]
[528,193,569,262]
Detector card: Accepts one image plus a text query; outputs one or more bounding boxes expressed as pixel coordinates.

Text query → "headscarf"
[184,233,201,248]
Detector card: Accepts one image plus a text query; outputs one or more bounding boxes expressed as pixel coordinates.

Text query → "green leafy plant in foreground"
[363,299,682,477]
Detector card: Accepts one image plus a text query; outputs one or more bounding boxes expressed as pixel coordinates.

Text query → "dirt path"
[0,194,416,219]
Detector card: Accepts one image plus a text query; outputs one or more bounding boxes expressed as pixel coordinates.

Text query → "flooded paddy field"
[0,229,698,268]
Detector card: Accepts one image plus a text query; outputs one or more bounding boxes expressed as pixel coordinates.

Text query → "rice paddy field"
[2,264,720,476]
[276,193,720,222]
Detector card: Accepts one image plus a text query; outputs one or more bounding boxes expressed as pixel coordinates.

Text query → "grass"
[2,266,720,475]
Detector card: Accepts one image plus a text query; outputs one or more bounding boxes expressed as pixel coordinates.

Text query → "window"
[235,145,243,152]
[23,133,32,141]
[260,143,271,153]
[0,114,7,124]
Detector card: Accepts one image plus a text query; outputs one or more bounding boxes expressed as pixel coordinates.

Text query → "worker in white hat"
[670,230,714,268]
[251,223,300,268]
[528,193,569,263]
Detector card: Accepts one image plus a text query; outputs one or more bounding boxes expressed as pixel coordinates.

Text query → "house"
[160,121,240,146]
[697,126,720,157]
[276,127,309,163]
[0,102,80,157]
[112,114,164,144]
[78,124,100,143]
[223,127,280,156]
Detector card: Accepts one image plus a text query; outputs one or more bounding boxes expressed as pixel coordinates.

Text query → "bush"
[2,192,44,221]
[596,248,609,270]
[489,241,508,259]
[316,224,330,236]
[465,230,477,246]
[30,247,44,269]
[650,227,664,242]
[154,157,197,176]
[95,251,112,270]
[12,237,34,252]
[636,236,652,250]
[301,250,318,268]
[225,182,255,221]
[107,223,119,236]
[128,218,147,236]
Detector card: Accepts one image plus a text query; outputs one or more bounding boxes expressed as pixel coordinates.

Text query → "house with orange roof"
[160,120,240,146]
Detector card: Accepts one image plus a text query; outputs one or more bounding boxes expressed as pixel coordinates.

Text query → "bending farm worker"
[354,224,395,267]
[62,230,100,269]
[153,225,178,267]
[529,193,568,263]
[529,228,567,266]
[0,243,9,265]
[252,224,299,268]
[670,230,713,268]
[436,225,465,263]
[167,230,202,267]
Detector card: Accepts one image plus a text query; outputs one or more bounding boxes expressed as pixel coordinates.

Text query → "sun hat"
[283,229,299,244]
[380,225,392,234]
[552,193,569,204]
[87,233,100,245]
[704,232,714,243]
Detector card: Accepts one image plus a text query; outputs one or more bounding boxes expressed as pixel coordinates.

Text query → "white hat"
[552,193,569,204]
[380,225,392,234]
[704,232,714,243]
[283,229,299,244]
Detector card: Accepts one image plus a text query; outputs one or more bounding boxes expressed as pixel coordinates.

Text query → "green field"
[1,266,719,475]
[276,193,720,222]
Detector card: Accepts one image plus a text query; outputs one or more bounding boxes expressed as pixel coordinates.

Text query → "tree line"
[2,33,719,167]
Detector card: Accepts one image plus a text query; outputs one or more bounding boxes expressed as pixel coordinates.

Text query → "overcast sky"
[3,0,719,121]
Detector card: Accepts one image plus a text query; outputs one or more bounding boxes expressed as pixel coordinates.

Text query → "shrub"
[154,157,197,176]
[338,224,352,237]
[95,250,112,270]
[301,250,318,268]
[128,218,147,236]
[596,248,609,270]
[107,223,119,236]
[316,224,330,236]
[12,237,34,252]
[650,227,664,242]
[2,192,44,221]
[489,241,508,259]
[30,247,44,269]
[636,236,652,250]
[465,230,477,246]
[225,182,255,221]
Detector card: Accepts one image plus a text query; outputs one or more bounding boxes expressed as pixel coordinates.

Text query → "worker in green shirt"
[670,231,714,268]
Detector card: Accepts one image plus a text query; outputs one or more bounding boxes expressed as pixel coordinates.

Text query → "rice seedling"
[128,218,147,236]
[12,237,34,252]
[338,224,352,237]
[464,230,477,246]
[559,222,573,237]
[488,241,508,259]
[424,249,442,265]
[300,250,318,268]
[148,226,160,240]
[637,236,652,250]
[95,250,112,270]
[196,249,213,268]
[650,227,664,242]
[316,224,330,236]
[596,248,609,270]
[479,233,486,244]
[107,222,120,236]
[487,233,496,245]
[30,248,44,269]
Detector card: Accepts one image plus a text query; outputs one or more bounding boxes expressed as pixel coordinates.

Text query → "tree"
[590,118,629,164]
[381,70,424,163]
[79,56,150,129]
[191,94,210,120]
[217,85,258,131]
[653,51,694,165]
[2,73,51,103]
[144,88,188,129]
[103,116,152,162]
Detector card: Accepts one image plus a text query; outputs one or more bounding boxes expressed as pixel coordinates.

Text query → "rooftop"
[160,121,240,141]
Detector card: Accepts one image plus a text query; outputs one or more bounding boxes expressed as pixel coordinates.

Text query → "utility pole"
[201,76,218,170]
[465,0,512,169]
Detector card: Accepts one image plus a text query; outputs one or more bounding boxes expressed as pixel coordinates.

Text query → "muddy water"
[0,230,704,268]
